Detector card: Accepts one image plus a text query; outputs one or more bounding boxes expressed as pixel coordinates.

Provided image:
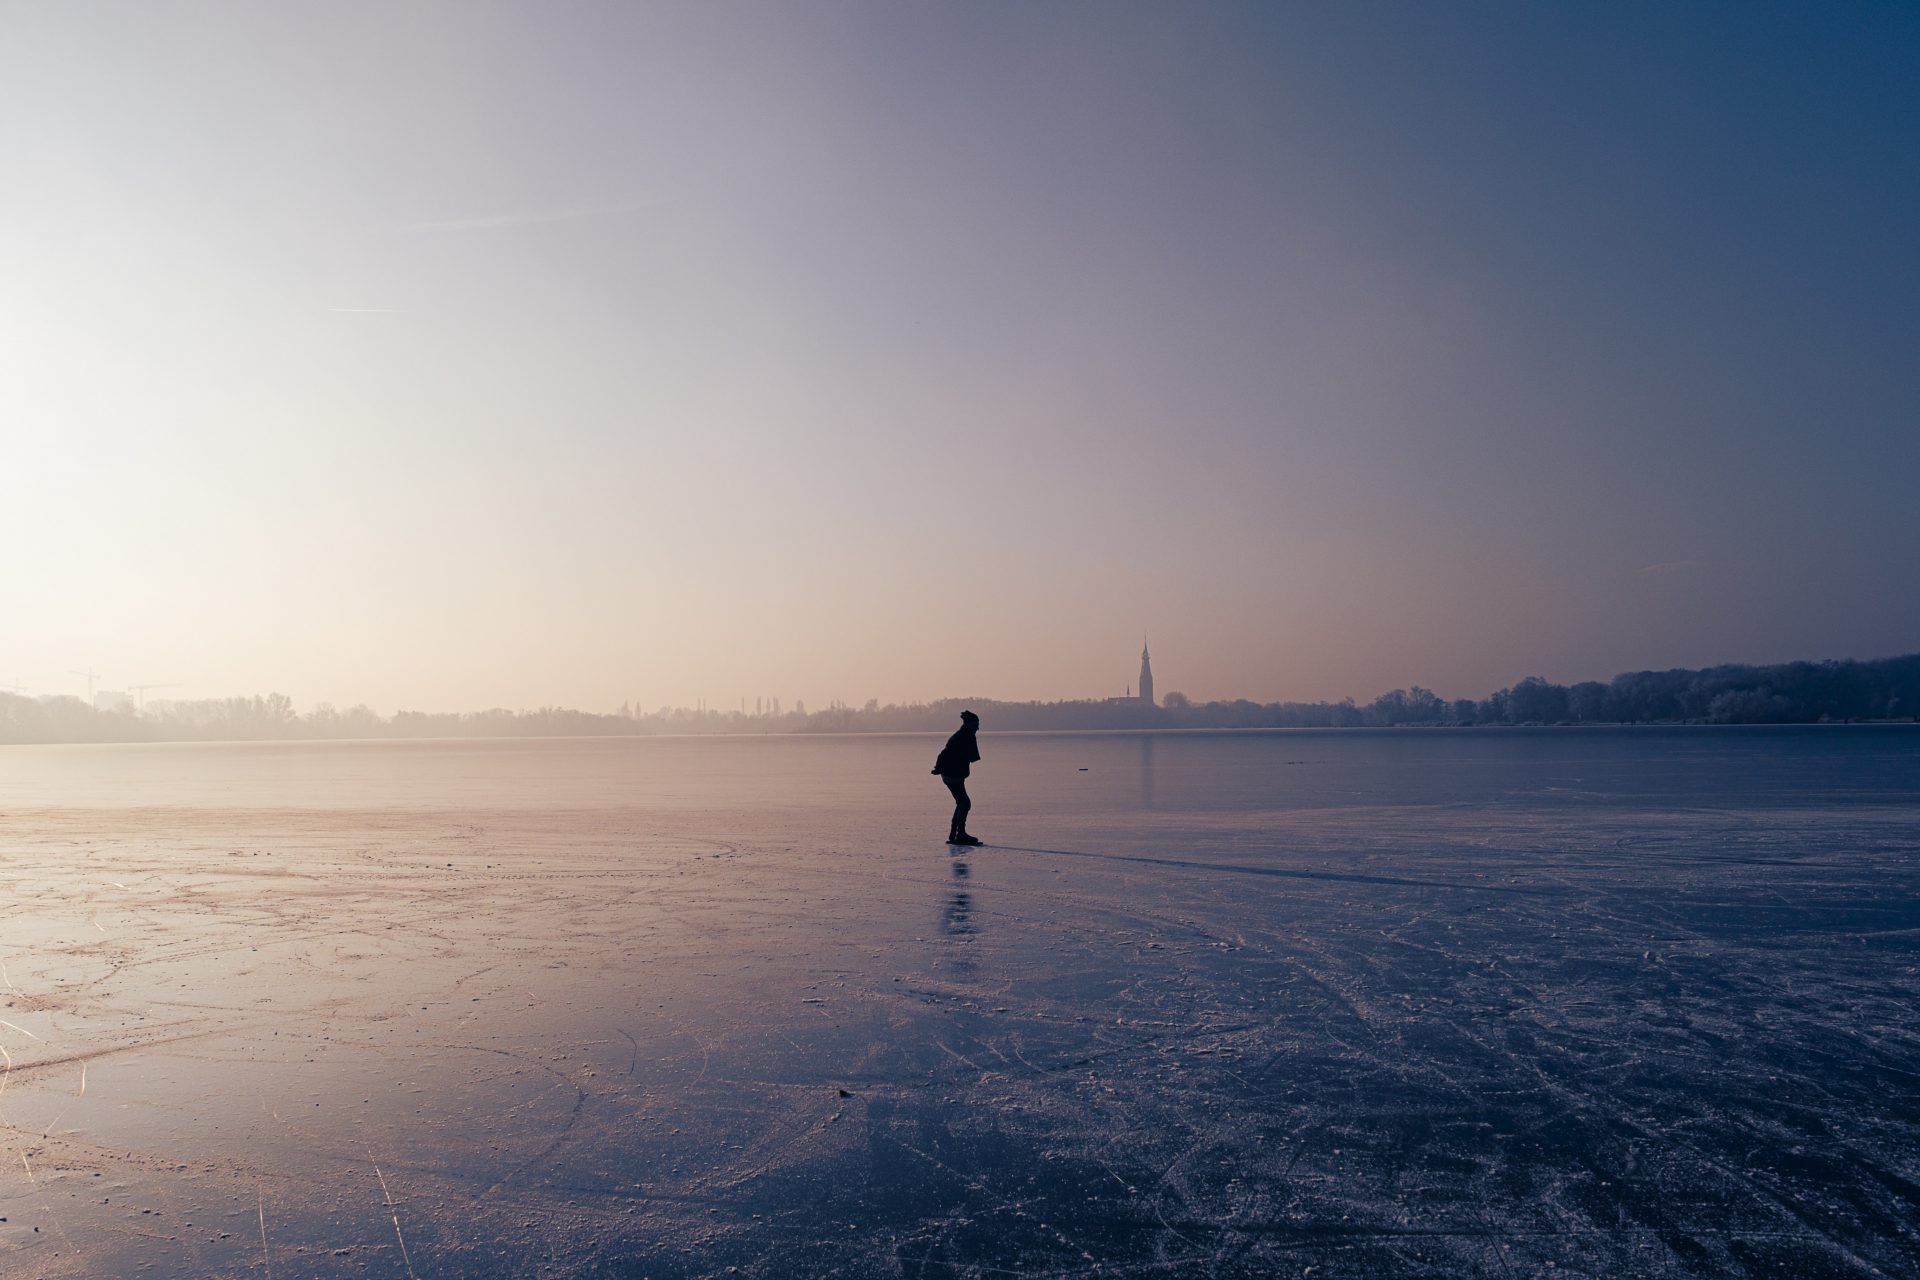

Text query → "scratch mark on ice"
[258,1192,274,1279]
[370,1155,420,1280]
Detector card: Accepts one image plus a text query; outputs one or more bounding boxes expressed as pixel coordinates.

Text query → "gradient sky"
[4,2,1916,713]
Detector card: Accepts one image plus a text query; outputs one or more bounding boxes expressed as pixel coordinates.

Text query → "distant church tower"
[1138,640,1155,707]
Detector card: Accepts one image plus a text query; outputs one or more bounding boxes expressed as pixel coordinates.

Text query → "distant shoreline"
[3,651,1913,745]
[3,720,1917,750]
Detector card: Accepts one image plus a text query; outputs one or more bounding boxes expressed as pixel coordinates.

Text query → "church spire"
[1138,637,1154,707]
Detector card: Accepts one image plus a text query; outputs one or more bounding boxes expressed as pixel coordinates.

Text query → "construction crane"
[70,667,102,703]
[127,683,181,711]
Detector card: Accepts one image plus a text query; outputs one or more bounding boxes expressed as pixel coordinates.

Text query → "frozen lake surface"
[1,727,1917,1278]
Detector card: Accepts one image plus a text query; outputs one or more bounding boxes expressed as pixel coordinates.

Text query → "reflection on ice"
[941,859,976,981]
[1140,732,1155,811]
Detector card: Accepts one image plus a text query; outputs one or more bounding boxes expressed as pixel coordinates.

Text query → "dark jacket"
[932,725,980,779]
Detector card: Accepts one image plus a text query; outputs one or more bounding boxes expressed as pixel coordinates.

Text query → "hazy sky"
[4,2,1916,713]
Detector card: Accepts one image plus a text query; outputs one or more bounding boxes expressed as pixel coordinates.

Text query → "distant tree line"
[0,693,653,745]
[0,653,1913,745]
[801,653,1918,732]
[1337,652,1919,728]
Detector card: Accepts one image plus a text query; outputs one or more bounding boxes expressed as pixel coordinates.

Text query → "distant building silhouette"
[1106,640,1156,707]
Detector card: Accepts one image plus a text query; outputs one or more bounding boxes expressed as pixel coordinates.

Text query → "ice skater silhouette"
[932,709,982,846]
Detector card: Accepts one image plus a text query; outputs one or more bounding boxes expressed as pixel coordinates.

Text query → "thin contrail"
[1638,558,1708,576]
[404,194,670,232]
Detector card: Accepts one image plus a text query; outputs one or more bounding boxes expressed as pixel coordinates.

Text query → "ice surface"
[1,728,1917,1277]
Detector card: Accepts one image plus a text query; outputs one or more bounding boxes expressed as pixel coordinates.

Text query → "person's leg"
[943,776,970,839]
